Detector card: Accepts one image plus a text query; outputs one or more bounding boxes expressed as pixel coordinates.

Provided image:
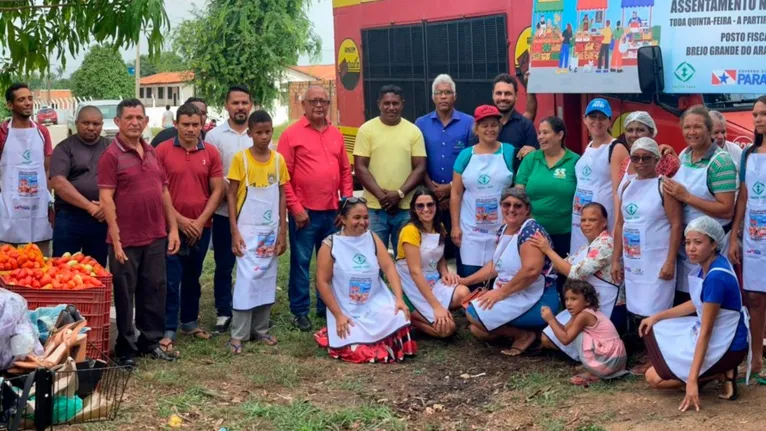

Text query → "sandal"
[226,339,243,354]
[182,327,212,340]
[257,334,278,346]
[738,369,766,385]
[570,373,601,387]
[159,338,181,358]
[500,347,526,357]
[719,368,739,401]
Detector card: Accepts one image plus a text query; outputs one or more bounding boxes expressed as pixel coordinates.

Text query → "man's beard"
[232,115,247,125]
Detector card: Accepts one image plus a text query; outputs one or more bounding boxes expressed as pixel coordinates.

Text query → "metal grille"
[361,14,508,122]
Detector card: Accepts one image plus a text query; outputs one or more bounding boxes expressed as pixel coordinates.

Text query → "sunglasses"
[630,155,656,164]
[306,99,330,106]
[501,202,525,210]
[340,196,367,210]
[415,202,436,210]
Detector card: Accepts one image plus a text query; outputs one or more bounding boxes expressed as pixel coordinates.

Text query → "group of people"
[4,74,766,410]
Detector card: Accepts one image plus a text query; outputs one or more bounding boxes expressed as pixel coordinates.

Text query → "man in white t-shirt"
[710,110,743,170]
[162,105,174,129]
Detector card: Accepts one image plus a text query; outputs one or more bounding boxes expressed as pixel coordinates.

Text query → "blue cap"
[585,98,612,118]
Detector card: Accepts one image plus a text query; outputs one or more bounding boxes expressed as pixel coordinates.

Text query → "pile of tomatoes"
[1,248,109,290]
[0,244,46,271]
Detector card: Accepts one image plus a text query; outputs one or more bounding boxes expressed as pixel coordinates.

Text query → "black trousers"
[110,238,167,357]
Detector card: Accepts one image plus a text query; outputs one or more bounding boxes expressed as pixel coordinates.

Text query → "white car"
[67,100,152,142]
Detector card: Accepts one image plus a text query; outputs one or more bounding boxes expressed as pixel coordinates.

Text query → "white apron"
[459,145,514,267]
[743,153,766,293]
[542,242,620,360]
[396,232,456,323]
[232,151,280,311]
[327,231,409,348]
[653,264,750,382]
[471,220,546,332]
[571,141,615,255]
[674,148,732,293]
[0,122,52,243]
[620,177,676,316]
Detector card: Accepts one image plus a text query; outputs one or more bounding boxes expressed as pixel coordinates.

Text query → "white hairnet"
[685,216,726,248]
[630,137,660,158]
[624,111,658,137]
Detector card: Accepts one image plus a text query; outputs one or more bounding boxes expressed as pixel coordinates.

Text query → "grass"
[241,400,403,431]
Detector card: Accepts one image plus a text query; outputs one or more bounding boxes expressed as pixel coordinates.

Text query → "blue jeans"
[368,208,409,251]
[212,215,234,318]
[165,228,211,339]
[52,208,108,266]
[467,286,561,330]
[288,210,338,317]
[559,43,570,69]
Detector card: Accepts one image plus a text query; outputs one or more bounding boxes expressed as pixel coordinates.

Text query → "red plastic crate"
[2,275,113,359]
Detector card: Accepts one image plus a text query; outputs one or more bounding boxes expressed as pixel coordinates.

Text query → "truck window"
[704,94,760,112]
[361,14,508,122]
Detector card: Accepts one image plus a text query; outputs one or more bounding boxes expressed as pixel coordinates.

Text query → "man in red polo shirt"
[277,85,354,331]
[98,99,181,366]
[156,103,224,352]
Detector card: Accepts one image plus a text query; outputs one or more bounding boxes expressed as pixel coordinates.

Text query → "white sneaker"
[214,316,231,334]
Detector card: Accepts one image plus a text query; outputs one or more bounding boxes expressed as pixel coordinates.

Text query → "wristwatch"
[396,189,405,199]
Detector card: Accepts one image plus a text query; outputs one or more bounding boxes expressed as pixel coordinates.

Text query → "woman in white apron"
[396,188,471,338]
[532,202,621,360]
[460,188,560,356]
[728,96,766,381]
[662,106,737,303]
[314,198,416,363]
[226,146,287,353]
[612,138,684,374]
[570,98,629,255]
[640,216,750,410]
[451,105,515,280]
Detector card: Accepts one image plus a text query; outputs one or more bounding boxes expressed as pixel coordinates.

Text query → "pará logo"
[352,253,367,265]
[625,203,638,216]
[753,182,765,195]
[21,149,32,164]
[582,166,592,177]
[263,210,273,223]
[477,174,491,185]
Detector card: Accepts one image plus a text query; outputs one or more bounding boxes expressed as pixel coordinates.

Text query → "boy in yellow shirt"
[225,110,289,352]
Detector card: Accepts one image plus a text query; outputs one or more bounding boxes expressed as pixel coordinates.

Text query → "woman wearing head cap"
[662,106,737,303]
[451,105,516,282]
[612,137,684,374]
[640,216,749,409]
[728,95,766,381]
[570,98,629,256]
[617,111,680,193]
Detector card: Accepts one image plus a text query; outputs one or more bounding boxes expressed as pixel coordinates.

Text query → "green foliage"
[0,0,169,88]
[173,0,321,108]
[127,52,186,77]
[70,46,134,99]
[0,103,9,120]
[242,400,403,431]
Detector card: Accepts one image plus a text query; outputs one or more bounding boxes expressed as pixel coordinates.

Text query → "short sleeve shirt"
[679,145,737,194]
[453,144,516,175]
[415,110,474,184]
[49,135,110,215]
[353,117,426,210]
[227,149,289,216]
[700,255,748,352]
[513,219,555,287]
[515,149,580,235]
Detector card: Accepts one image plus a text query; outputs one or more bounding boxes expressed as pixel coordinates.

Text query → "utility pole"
[135,38,141,99]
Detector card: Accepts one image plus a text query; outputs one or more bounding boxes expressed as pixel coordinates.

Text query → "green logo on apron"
[582,166,592,177]
[626,203,638,216]
[263,210,273,222]
[352,254,367,265]
[22,149,32,164]
[478,174,491,185]
[753,182,765,195]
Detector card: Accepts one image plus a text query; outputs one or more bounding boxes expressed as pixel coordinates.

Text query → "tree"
[127,52,187,77]
[173,0,321,108]
[70,46,134,99]
[0,0,169,88]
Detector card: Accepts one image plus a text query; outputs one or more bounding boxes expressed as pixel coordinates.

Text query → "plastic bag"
[0,288,43,370]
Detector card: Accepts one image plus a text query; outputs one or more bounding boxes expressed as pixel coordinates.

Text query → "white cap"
[624,111,658,137]
[630,137,661,158]
[685,216,726,248]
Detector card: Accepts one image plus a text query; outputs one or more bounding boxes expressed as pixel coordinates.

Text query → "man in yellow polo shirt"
[597,20,613,73]
[353,85,427,250]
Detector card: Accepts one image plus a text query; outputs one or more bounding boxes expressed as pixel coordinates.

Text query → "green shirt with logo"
[515,149,580,235]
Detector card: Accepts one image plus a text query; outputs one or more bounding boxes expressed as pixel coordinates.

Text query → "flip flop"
[159,339,181,358]
[500,347,526,357]
[182,327,212,340]
[226,339,243,354]
[737,370,766,385]
[257,334,278,346]
[570,373,601,387]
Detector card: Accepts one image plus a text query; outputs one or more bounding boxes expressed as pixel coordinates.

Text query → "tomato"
[31,280,40,288]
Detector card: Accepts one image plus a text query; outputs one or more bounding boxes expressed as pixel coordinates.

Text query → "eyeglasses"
[340,196,367,210]
[501,202,525,210]
[306,99,330,106]
[630,155,657,164]
[415,202,436,210]
[434,90,454,96]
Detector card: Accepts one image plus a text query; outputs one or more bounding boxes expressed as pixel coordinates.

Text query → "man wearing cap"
[354,85,427,251]
[50,105,110,265]
[487,73,538,173]
[415,74,473,259]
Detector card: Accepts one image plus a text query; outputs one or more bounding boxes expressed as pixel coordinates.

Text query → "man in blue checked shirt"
[415,74,474,260]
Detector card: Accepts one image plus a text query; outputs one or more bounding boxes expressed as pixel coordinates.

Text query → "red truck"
[331,0,756,164]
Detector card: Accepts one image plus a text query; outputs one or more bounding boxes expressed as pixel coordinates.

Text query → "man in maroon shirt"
[278,86,353,331]
[98,99,180,366]
[156,103,224,351]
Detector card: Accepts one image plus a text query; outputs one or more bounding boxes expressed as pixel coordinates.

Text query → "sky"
[60,0,336,77]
